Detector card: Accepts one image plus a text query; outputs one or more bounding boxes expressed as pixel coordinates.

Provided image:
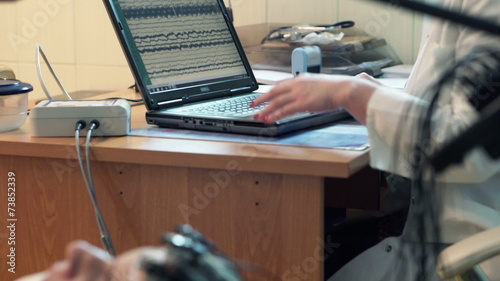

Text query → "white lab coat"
[329,0,500,280]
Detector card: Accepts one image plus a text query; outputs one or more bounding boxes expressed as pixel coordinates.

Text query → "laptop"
[103,0,349,136]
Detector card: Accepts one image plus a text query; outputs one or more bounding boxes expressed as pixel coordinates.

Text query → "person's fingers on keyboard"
[254,91,308,123]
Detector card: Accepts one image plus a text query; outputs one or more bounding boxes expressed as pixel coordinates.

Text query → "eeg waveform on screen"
[117,0,246,87]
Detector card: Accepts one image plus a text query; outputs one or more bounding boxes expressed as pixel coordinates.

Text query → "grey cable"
[75,122,116,257]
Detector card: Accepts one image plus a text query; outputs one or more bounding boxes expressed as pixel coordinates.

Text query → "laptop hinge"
[185,90,231,103]
[231,86,253,94]
[157,98,183,108]
[156,87,251,109]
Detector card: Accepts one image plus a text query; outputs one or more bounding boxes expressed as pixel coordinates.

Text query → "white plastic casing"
[291,46,322,76]
[30,99,131,137]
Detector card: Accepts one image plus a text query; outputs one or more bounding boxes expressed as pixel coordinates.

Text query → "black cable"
[428,50,500,172]
[105,97,144,104]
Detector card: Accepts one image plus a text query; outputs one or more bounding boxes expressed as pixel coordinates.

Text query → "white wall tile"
[232,0,268,27]
[268,0,338,24]
[14,0,75,64]
[0,3,19,62]
[76,65,134,92]
[74,0,129,67]
[338,0,418,64]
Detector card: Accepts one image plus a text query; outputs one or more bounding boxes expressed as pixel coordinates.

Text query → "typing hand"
[251,73,378,124]
[251,74,348,123]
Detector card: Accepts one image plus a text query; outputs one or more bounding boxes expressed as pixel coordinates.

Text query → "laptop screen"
[105,0,258,109]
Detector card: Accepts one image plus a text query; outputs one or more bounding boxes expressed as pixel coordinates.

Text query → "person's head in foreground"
[16,225,242,281]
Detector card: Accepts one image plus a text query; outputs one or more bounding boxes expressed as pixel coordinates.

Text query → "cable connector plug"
[75,120,87,131]
[89,120,100,131]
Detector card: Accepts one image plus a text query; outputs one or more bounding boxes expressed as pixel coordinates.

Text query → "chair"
[0,65,16,79]
[437,226,500,281]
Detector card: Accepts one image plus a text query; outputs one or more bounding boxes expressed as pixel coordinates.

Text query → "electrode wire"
[75,122,117,257]
[36,44,73,101]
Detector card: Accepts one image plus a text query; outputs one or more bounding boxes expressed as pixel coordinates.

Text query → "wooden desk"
[0,90,371,281]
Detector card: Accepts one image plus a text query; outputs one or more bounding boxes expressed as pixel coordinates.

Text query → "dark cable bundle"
[141,224,285,281]
[412,46,500,281]
[141,225,243,281]
[429,48,500,171]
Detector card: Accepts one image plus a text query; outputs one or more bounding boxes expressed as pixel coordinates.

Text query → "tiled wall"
[0,0,422,101]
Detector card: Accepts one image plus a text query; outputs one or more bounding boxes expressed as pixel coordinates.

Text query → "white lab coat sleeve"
[366,87,427,178]
[366,85,500,183]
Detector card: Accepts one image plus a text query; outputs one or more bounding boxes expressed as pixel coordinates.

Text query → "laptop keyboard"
[177,93,268,117]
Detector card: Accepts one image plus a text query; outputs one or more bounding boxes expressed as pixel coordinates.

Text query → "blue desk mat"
[129,121,369,150]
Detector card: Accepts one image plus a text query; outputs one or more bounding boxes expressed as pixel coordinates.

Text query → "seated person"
[251,0,500,280]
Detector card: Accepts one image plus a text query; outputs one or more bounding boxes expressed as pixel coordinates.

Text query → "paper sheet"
[129,122,369,150]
